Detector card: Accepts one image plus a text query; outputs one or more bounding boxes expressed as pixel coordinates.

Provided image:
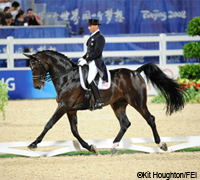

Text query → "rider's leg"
[87,61,102,110]
[90,81,102,109]
[87,61,98,83]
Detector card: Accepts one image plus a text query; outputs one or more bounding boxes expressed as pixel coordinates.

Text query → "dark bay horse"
[24,50,185,154]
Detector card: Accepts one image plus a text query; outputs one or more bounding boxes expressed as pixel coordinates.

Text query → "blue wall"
[0,70,56,99]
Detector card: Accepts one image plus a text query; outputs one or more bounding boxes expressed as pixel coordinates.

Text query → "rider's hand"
[78,58,87,66]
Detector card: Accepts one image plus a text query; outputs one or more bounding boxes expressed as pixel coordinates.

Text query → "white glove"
[78,58,87,66]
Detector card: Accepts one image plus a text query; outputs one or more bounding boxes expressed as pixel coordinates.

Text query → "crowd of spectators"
[0,0,43,26]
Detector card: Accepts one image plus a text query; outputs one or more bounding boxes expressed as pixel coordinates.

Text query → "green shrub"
[151,86,200,104]
[0,81,9,120]
[186,17,200,36]
[150,91,166,103]
[179,64,200,80]
[183,42,200,59]
[183,17,200,60]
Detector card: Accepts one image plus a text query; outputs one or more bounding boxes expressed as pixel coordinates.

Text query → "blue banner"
[0,70,56,99]
[2,0,200,35]
[34,0,200,34]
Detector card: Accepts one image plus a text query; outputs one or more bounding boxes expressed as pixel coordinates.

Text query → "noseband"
[30,58,47,82]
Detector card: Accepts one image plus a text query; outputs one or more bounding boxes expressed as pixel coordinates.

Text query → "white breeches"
[87,61,98,84]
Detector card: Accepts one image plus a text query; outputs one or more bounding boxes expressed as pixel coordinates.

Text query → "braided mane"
[35,50,77,82]
[36,50,76,66]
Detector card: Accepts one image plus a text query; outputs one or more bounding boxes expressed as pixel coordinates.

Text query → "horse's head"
[24,53,48,90]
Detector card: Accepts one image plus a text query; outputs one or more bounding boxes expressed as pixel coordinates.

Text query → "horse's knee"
[126,121,131,128]
[121,119,131,132]
[146,115,156,128]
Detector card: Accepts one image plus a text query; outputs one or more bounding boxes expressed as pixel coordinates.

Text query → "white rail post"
[7,36,14,68]
[159,33,167,66]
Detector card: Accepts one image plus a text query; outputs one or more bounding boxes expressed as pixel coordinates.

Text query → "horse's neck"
[46,55,77,90]
[47,56,73,75]
[48,61,78,94]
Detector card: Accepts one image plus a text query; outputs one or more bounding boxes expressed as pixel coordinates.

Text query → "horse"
[24,50,186,154]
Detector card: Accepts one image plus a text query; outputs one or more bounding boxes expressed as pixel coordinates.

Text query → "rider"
[78,18,108,110]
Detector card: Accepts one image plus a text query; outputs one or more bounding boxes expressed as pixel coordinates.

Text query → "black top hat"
[87,19,101,25]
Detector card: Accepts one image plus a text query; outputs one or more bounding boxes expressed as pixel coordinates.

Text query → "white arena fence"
[0,33,200,69]
[0,136,200,157]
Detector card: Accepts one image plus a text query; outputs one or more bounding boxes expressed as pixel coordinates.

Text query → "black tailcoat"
[83,31,108,82]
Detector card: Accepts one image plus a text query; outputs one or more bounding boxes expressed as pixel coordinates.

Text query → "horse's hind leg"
[144,113,167,151]
[130,96,168,151]
[111,101,131,154]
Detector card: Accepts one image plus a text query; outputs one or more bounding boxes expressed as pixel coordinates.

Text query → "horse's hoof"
[111,148,118,155]
[28,142,37,149]
[160,142,168,151]
[90,145,97,154]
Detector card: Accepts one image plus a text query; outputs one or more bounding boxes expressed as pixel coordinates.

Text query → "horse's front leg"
[67,111,97,153]
[28,103,66,149]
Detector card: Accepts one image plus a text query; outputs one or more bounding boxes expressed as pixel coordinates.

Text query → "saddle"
[79,65,111,90]
[80,65,99,89]
[79,65,111,110]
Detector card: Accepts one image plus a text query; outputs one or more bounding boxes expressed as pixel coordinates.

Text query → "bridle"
[29,55,78,83]
[30,58,47,82]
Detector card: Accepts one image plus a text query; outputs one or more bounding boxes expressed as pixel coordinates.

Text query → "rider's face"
[88,25,99,34]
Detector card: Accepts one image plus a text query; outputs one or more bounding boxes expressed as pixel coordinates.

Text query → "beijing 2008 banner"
[34,0,200,34]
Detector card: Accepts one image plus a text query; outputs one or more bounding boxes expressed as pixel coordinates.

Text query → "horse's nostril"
[35,84,40,89]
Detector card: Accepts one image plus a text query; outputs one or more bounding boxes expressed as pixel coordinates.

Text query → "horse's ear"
[23,53,32,58]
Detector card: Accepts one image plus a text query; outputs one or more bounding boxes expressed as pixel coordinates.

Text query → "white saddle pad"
[79,66,111,90]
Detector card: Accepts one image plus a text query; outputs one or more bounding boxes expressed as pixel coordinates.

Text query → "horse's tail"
[136,62,185,115]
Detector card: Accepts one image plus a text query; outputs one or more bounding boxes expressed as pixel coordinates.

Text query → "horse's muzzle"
[34,82,45,90]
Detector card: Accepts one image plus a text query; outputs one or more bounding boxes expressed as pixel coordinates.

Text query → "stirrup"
[90,102,103,111]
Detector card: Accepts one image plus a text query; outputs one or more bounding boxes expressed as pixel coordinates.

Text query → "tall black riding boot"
[90,81,102,110]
